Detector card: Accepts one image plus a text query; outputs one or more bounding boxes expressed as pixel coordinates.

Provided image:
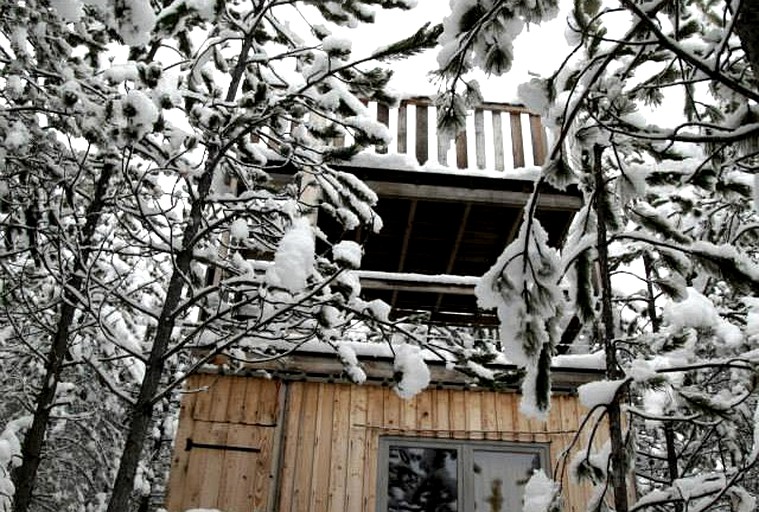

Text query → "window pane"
[472,450,541,512]
[386,445,458,512]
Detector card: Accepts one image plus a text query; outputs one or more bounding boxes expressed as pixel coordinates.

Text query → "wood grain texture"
[168,375,600,512]
[510,112,525,168]
[492,110,505,171]
[415,104,429,165]
[530,114,547,166]
[474,108,486,169]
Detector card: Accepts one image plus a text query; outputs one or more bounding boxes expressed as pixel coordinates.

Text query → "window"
[377,437,548,512]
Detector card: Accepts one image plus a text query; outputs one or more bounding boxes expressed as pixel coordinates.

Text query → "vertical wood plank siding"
[167,375,598,512]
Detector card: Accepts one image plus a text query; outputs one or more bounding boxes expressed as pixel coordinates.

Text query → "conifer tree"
[437,0,759,510]
[0,0,438,510]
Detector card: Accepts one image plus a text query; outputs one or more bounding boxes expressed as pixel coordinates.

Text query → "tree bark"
[734,1,759,81]
[105,148,216,512]
[593,144,629,512]
[12,164,115,512]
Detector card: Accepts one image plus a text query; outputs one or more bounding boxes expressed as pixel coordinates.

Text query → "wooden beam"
[361,278,474,295]
[363,181,582,210]
[224,353,604,391]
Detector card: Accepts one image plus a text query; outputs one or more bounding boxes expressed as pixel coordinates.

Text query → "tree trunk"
[106,148,216,512]
[12,164,115,512]
[593,144,629,512]
[735,1,759,80]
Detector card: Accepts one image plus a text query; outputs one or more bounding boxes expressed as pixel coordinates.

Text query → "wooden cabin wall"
[166,374,603,512]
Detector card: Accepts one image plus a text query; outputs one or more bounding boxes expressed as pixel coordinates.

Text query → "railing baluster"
[509,112,525,168]
[415,103,429,165]
[397,101,407,155]
[474,108,486,170]
[491,110,505,172]
[465,112,477,170]
[529,114,546,166]
[455,131,468,169]
[376,103,389,154]
[434,106,449,166]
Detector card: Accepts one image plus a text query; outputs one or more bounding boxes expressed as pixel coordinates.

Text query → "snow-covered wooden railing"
[357,97,547,172]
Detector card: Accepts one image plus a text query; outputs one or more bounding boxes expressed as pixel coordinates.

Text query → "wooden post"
[397,102,407,155]
[415,104,428,165]
[376,103,389,154]
[529,114,547,166]
[474,108,486,169]
[492,110,505,172]
[455,131,468,169]
[510,112,525,168]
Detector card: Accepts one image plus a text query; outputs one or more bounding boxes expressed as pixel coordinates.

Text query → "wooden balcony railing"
[354,97,547,172]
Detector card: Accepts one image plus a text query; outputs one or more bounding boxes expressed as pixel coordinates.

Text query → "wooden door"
[166,375,281,512]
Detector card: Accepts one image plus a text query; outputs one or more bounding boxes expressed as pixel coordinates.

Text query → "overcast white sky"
[336,0,572,103]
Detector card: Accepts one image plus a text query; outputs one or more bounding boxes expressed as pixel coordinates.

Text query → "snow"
[365,299,391,322]
[393,343,430,399]
[158,0,216,23]
[550,351,605,370]
[0,416,32,511]
[267,218,315,293]
[750,401,759,464]
[4,121,30,150]
[345,115,391,145]
[522,470,559,512]
[122,90,159,140]
[337,344,366,384]
[104,63,140,83]
[115,0,157,46]
[5,75,24,99]
[229,218,249,241]
[332,240,362,269]
[466,360,494,380]
[578,379,627,409]
[662,288,744,346]
[322,36,352,55]
[49,0,84,22]
[357,269,479,286]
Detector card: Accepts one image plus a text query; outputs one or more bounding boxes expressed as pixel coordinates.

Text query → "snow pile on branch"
[662,287,743,347]
[475,204,564,419]
[267,218,315,293]
[393,343,430,399]
[578,379,627,409]
[230,218,249,241]
[332,240,362,269]
[522,470,560,512]
[437,0,559,79]
[115,0,156,46]
[0,417,32,512]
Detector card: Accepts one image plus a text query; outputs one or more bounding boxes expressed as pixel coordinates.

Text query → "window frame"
[376,436,550,512]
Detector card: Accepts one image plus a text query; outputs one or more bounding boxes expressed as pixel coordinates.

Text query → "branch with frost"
[613,232,759,291]
[82,357,136,405]
[619,0,759,104]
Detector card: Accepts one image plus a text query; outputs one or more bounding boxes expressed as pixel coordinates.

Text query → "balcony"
[311,98,582,325]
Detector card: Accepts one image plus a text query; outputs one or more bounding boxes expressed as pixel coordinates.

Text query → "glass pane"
[472,450,541,512]
[386,445,458,512]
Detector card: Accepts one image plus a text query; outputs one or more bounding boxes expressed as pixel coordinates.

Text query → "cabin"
[165,99,600,512]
